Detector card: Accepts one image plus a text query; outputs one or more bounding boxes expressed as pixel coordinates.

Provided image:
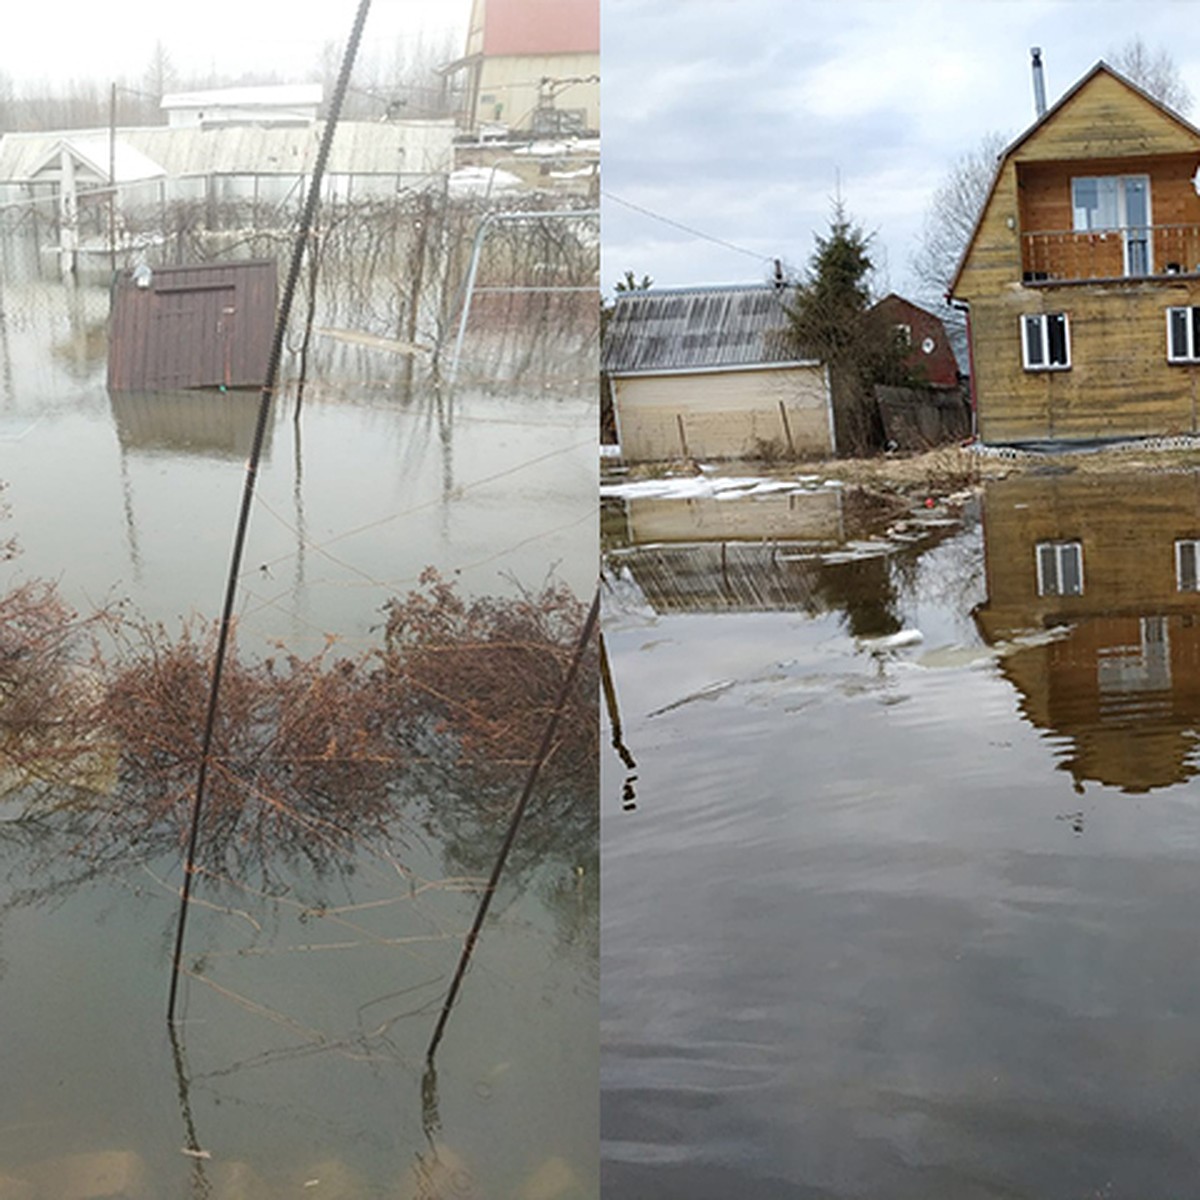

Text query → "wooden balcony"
[1021,224,1200,284]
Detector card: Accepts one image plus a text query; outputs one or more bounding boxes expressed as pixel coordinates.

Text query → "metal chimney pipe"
[1031,47,1047,117]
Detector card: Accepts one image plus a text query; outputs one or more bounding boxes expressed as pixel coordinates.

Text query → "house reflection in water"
[108,389,275,460]
[973,472,1200,792]
[619,486,844,547]
[605,483,908,635]
[605,485,847,613]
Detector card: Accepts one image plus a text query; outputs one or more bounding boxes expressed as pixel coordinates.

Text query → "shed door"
[145,285,237,389]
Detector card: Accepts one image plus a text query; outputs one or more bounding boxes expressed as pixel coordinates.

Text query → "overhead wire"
[602,188,774,263]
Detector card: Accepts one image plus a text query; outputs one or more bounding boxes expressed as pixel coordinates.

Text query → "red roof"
[482,0,598,56]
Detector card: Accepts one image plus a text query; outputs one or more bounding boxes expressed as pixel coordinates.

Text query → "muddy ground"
[608,442,1200,509]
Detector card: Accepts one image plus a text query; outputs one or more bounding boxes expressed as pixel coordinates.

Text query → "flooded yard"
[0,275,598,1198]
[601,466,1200,1197]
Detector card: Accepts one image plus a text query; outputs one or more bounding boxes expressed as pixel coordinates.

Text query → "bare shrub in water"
[0,581,110,796]
[99,620,401,872]
[380,569,598,798]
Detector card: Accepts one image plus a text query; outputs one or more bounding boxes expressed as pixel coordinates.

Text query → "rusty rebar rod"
[425,585,600,1063]
[167,0,374,1023]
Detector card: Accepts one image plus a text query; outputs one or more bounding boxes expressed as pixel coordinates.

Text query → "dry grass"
[381,568,598,797]
[0,572,596,871]
[608,441,1200,505]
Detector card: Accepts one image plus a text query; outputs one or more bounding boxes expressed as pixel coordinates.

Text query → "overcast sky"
[601,0,1200,301]
[3,0,467,90]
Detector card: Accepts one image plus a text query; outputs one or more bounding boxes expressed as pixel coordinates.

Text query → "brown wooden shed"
[108,259,277,392]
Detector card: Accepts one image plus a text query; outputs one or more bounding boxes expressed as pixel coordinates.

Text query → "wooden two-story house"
[950,62,1200,444]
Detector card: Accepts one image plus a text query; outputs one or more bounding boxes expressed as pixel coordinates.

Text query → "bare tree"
[1109,36,1193,114]
[909,130,1008,367]
[911,130,1008,305]
[0,70,12,132]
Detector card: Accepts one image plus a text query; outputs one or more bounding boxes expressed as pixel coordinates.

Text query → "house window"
[1022,313,1070,370]
[1036,540,1084,596]
[895,323,912,348]
[1177,539,1200,590]
[1071,174,1151,275]
[1167,307,1200,363]
[1097,616,1171,697]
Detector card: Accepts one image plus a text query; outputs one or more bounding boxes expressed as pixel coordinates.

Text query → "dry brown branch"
[380,568,598,799]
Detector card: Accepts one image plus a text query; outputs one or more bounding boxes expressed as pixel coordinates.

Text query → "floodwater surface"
[0,279,598,1198]
[602,467,1200,1198]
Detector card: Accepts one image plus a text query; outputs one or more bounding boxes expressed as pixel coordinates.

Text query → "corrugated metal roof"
[26,135,166,183]
[602,283,810,375]
[614,544,822,614]
[0,120,455,182]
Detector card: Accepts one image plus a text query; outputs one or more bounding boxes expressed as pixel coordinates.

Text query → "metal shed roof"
[161,85,324,111]
[23,135,165,183]
[0,120,454,183]
[602,283,812,375]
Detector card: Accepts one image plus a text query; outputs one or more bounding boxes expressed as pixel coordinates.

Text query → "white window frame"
[1021,313,1071,371]
[1177,539,1200,590]
[1036,540,1084,597]
[1071,174,1153,276]
[1166,307,1200,363]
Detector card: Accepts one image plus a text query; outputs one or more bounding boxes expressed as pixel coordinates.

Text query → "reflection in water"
[0,216,598,1190]
[168,1026,212,1199]
[622,487,845,545]
[109,390,276,461]
[0,275,14,411]
[974,472,1200,792]
[602,469,1200,1196]
[603,482,954,637]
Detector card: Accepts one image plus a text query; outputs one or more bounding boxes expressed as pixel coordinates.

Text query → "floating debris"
[859,629,924,653]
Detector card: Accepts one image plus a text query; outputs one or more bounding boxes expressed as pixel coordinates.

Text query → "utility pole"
[109,82,117,277]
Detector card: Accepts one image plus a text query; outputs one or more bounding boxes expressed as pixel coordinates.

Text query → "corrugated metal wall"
[108,260,277,391]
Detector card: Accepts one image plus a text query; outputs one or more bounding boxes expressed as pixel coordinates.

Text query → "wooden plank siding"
[976,473,1200,629]
[968,283,1200,442]
[952,64,1200,444]
[108,260,277,392]
[974,472,1200,791]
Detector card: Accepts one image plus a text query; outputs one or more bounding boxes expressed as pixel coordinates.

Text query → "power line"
[602,189,771,263]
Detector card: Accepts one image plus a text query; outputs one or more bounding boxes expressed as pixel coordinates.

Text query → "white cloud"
[603,0,1200,296]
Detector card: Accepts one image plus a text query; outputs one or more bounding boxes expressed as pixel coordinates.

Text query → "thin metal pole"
[426,585,600,1063]
[599,632,636,770]
[448,211,495,385]
[108,83,117,278]
[167,0,374,1023]
[447,207,597,384]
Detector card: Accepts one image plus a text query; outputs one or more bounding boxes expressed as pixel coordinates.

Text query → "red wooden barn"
[870,293,960,389]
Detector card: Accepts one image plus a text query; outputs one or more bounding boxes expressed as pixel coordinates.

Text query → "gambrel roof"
[949,61,1200,297]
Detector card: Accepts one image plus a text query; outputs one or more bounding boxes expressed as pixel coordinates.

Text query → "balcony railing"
[1021,224,1200,283]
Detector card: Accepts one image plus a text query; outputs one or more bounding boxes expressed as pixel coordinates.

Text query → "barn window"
[1177,539,1200,590]
[1021,312,1070,370]
[1166,306,1200,362]
[1036,540,1083,596]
